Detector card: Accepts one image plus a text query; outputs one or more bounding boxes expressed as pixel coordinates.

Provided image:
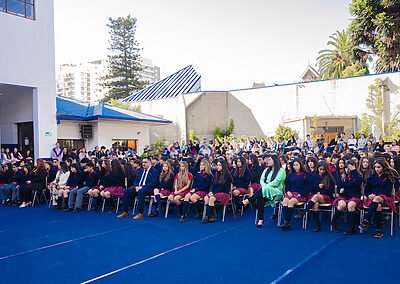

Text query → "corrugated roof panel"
[121,65,201,103]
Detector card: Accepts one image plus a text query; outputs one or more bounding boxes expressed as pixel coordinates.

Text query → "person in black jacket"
[359,158,395,238]
[331,160,362,235]
[19,159,48,208]
[149,161,175,217]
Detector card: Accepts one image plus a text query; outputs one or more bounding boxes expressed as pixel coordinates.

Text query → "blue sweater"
[285,171,310,196]
[157,172,175,191]
[83,171,100,188]
[232,168,251,189]
[337,170,362,199]
[12,170,27,185]
[67,172,82,188]
[308,173,335,197]
[210,174,232,194]
[192,172,212,192]
[249,165,264,184]
[364,173,393,197]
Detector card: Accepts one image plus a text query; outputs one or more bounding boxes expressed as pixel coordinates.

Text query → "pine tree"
[102,15,147,101]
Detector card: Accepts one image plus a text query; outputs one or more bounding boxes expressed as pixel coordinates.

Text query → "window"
[58,139,85,151]
[0,0,35,20]
[112,139,137,152]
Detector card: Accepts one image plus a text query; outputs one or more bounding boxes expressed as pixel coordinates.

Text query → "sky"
[54,0,353,90]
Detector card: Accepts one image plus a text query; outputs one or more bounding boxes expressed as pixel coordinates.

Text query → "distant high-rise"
[56,58,160,102]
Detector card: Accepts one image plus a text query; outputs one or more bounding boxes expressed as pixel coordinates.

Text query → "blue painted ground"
[0,204,399,284]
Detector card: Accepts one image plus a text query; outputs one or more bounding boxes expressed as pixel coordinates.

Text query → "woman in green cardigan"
[243,154,286,227]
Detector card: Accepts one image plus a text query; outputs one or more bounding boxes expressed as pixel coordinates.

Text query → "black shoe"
[313,225,321,232]
[179,215,186,223]
[373,231,384,239]
[280,221,291,230]
[72,208,82,213]
[332,225,340,232]
[63,207,73,212]
[270,214,278,221]
[294,212,304,220]
[358,219,369,230]
[209,215,217,223]
[149,211,159,217]
[201,216,209,224]
[344,229,355,235]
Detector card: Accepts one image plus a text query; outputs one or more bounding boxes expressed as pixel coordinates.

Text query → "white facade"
[57,120,153,154]
[56,58,160,102]
[135,71,400,142]
[0,0,56,159]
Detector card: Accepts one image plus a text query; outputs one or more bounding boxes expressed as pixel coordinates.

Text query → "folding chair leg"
[116,197,120,214]
[32,191,37,207]
[222,205,227,222]
[277,202,282,227]
[87,196,93,211]
[254,209,258,225]
[304,211,308,229]
[133,197,138,214]
[391,211,394,236]
[165,200,170,218]
[148,197,153,216]
[101,198,106,213]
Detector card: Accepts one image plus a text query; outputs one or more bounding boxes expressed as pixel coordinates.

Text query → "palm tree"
[317,30,368,79]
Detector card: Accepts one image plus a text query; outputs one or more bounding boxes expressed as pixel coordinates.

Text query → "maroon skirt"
[308,194,334,204]
[283,192,308,202]
[193,191,208,198]
[250,183,261,191]
[235,187,249,195]
[333,196,362,207]
[170,189,190,198]
[364,194,397,213]
[210,192,230,206]
[103,186,125,197]
[395,191,400,202]
[159,189,172,197]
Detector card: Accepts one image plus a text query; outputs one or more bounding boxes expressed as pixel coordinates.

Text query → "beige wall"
[58,120,157,153]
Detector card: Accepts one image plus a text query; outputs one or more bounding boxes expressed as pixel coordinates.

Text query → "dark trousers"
[20,183,44,202]
[137,188,154,214]
[122,187,138,212]
[248,189,267,221]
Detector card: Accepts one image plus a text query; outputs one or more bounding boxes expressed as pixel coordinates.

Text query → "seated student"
[150,156,162,173]
[58,163,82,210]
[242,154,286,227]
[358,157,373,187]
[65,162,99,212]
[99,159,126,209]
[11,148,23,164]
[167,161,193,222]
[1,148,13,165]
[247,154,264,197]
[19,159,48,208]
[0,162,25,205]
[0,163,13,203]
[202,159,232,224]
[280,158,310,230]
[149,161,175,217]
[180,159,213,221]
[305,156,318,175]
[303,161,336,232]
[50,161,70,207]
[331,160,362,235]
[232,156,251,210]
[117,157,159,219]
[359,158,396,238]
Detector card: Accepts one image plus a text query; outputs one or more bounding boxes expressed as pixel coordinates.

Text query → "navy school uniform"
[157,172,175,192]
[308,173,335,203]
[284,171,310,200]
[48,166,58,183]
[365,173,393,197]
[66,172,82,188]
[232,168,251,194]
[334,170,362,206]
[83,171,100,189]
[192,172,212,193]
[209,174,232,206]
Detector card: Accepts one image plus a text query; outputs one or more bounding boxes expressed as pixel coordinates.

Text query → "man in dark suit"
[117,157,159,220]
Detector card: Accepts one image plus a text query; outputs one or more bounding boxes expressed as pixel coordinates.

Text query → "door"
[17,122,34,155]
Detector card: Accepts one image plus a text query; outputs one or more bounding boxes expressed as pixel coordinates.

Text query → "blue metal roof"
[121,65,201,103]
[56,97,171,124]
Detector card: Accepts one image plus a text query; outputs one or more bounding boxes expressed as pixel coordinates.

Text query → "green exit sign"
[45,131,52,137]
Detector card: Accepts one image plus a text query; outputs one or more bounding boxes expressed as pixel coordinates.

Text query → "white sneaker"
[19,203,27,208]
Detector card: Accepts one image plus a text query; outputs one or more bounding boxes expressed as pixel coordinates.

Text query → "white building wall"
[229,72,400,138]
[0,0,56,158]
[97,121,150,153]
